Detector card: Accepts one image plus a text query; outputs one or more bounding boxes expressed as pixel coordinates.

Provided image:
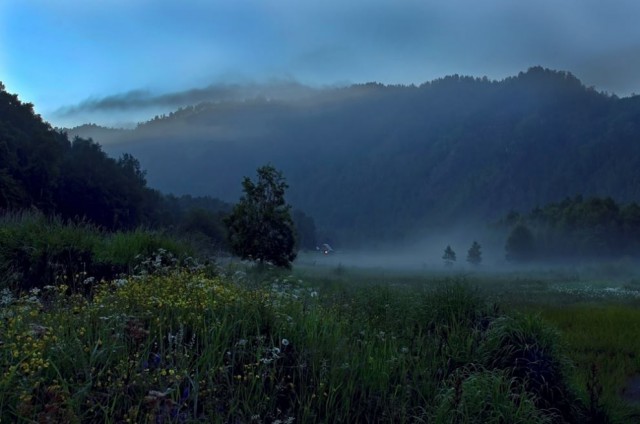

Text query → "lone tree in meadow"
[442,245,456,267]
[225,165,297,268]
[467,241,482,265]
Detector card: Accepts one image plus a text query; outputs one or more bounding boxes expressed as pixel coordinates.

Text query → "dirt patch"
[621,375,640,403]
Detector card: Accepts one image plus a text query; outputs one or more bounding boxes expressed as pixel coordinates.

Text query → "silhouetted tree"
[225,165,297,268]
[467,241,482,265]
[442,245,456,267]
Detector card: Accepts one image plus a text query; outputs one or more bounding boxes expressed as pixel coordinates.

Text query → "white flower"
[281,338,290,346]
[1,288,14,306]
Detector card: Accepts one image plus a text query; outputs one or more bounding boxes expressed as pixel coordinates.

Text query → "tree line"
[502,195,640,262]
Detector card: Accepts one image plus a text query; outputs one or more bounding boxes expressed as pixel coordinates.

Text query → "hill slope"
[69,68,640,244]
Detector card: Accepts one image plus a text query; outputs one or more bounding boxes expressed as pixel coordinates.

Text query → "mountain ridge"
[67,67,640,244]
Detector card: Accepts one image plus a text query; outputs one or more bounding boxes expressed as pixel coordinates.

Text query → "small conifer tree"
[442,245,456,267]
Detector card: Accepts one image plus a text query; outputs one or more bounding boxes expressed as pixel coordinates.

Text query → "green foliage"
[55,137,155,229]
[225,165,297,268]
[0,212,99,290]
[95,229,190,268]
[466,241,482,265]
[506,223,536,262]
[504,196,640,261]
[442,245,456,266]
[0,83,159,229]
[539,305,640,422]
[178,207,227,250]
[433,368,550,423]
[0,265,621,423]
[1,269,603,422]
[479,314,582,422]
[0,212,190,291]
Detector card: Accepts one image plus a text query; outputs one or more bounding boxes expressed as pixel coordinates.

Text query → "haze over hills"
[68,67,640,245]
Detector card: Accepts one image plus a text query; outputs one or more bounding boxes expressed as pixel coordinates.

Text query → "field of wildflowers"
[2,253,640,422]
[1,258,619,423]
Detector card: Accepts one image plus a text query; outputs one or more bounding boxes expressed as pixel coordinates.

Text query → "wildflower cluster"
[0,289,57,418]
[551,283,640,300]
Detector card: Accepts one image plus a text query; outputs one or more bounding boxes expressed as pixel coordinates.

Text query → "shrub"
[433,368,551,423]
[479,314,583,422]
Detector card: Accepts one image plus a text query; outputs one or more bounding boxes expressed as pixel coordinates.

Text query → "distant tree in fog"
[505,224,535,263]
[467,241,482,265]
[442,245,456,267]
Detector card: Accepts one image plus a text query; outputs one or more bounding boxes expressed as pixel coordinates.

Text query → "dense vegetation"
[72,67,640,244]
[0,212,195,292]
[3,261,626,423]
[501,196,640,262]
[0,82,157,229]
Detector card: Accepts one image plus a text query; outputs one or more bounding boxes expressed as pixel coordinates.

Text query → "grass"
[295,262,640,422]
[2,245,640,422]
[535,305,640,422]
[0,264,600,423]
[0,211,193,292]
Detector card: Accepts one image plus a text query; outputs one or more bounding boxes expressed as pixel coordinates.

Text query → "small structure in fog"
[316,243,334,255]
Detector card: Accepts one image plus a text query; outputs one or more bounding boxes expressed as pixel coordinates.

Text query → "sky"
[2,0,640,127]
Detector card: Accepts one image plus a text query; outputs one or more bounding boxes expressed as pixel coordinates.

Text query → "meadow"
[2,245,640,423]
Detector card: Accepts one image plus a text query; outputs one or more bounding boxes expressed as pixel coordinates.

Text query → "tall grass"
[0,211,192,291]
[537,305,640,422]
[0,266,593,422]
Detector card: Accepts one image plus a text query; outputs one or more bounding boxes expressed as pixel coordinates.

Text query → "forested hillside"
[0,82,158,229]
[69,67,640,244]
[0,83,232,248]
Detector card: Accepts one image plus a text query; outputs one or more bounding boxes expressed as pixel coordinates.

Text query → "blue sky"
[2,0,640,127]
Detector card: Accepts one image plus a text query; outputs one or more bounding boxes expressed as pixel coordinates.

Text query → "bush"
[433,368,550,423]
[479,314,583,422]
